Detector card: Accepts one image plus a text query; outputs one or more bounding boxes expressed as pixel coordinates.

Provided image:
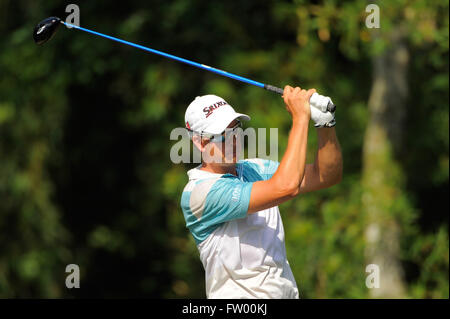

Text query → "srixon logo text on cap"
[203,101,228,118]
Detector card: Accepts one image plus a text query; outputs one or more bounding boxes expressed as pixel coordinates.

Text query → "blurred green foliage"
[0,0,448,298]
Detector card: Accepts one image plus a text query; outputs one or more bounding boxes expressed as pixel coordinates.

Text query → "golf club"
[33,16,336,113]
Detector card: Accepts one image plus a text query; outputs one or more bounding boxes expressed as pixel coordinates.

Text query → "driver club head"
[33,16,62,45]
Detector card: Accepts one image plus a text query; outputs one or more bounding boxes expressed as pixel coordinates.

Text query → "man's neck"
[200,162,237,176]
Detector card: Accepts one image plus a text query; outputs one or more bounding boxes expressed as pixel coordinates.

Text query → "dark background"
[0,0,448,298]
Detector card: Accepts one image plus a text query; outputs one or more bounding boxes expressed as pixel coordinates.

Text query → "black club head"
[33,16,62,45]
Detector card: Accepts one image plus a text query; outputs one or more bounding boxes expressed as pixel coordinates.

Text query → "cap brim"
[204,112,250,135]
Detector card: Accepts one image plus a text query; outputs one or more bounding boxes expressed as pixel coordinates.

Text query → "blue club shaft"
[62,21,267,90]
[59,21,336,112]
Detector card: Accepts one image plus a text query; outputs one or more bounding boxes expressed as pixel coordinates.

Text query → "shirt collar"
[187,165,224,180]
[187,163,244,181]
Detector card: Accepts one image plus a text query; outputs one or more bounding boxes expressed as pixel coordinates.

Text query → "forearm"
[272,118,309,192]
[313,127,343,185]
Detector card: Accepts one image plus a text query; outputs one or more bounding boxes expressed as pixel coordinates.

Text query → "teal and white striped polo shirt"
[180,158,299,299]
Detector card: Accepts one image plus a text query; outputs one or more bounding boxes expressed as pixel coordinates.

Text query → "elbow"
[281,181,301,198]
[284,184,301,198]
[289,186,301,197]
[274,179,302,198]
[327,162,343,187]
[317,158,343,189]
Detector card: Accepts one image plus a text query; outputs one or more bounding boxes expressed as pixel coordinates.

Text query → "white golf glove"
[310,107,336,128]
[310,93,336,128]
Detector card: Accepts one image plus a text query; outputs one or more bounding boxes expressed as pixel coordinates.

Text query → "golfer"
[181,86,342,298]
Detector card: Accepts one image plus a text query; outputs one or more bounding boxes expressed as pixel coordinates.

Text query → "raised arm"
[247,85,315,214]
[298,127,343,194]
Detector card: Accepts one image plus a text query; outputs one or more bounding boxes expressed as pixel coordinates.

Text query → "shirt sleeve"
[180,177,253,244]
[244,158,280,181]
[260,159,280,180]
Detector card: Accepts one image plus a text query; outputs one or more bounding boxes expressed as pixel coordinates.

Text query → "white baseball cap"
[185,95,250,135]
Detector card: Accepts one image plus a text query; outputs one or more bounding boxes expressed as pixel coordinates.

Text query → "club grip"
[264,84,284,95]
[264,84,336,112]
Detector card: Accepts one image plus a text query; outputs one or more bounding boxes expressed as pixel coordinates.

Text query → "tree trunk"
[362,28,409,298]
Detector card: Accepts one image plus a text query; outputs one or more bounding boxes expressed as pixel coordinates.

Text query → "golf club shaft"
[62,21,280,93]
[61,21,335,112]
